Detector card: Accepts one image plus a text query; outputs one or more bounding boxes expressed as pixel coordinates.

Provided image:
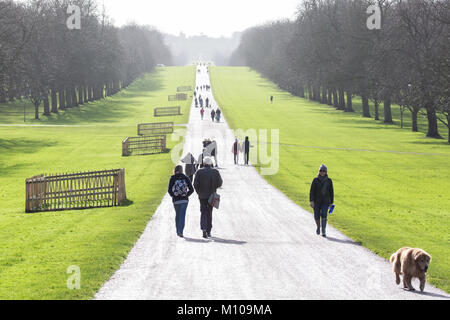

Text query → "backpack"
[172,178,189,197]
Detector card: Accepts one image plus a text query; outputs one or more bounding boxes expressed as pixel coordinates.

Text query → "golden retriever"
[390,247,432,292]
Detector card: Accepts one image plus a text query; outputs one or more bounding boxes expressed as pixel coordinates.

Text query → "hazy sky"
[102,0,300,37]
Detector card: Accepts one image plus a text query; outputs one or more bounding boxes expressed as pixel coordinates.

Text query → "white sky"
[102,0,300,37]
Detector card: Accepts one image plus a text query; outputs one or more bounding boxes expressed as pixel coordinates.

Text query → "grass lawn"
[210,66,450,293]
[0,66,194,299]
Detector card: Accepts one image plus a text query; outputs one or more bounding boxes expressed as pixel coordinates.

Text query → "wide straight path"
[95,65,449,300]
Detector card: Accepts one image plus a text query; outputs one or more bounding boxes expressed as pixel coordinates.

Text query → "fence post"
[122,138,129,156]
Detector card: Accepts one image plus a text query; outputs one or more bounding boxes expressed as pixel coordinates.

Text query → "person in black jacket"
[309,164,334,237]
[168,165,194,237]
[193,157,223,238]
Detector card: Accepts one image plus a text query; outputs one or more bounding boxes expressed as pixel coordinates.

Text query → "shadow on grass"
[119,199,134,207]
[0,138,56,155]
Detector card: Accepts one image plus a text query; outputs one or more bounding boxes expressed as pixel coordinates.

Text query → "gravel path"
[94,66,449,300]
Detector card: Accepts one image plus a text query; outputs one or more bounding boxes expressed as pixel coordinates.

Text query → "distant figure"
[193,157,223,239]
[242,136,252,165]
[211,109,216,122]
[215,108,221,122]
[270,95,273,103]
[231,138,242,165]
[195,98,198,108]
[168,165,194,237]
[205,97,209,108]
[199,97,203,108]
[309,164,334,237]
[200,107,205,120]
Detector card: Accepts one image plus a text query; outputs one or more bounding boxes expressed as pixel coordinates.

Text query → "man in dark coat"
[193,157,223,238]
[309,164,334,237]
[242,136,251,165]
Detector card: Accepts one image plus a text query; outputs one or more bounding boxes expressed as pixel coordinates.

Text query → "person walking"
[309,164,334,237]
[205,97,209,108]
[210,140,218,167]
[211,109,216,122]
[168,165,194,237]
[242,136,252,165]
[215,108,221,122]
[231,138,241,165]
[270,95,273,104]
[200,107,205,120]
[193,157,223,239]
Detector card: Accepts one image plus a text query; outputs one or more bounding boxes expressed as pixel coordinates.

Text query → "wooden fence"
[177,86,192,92]
[122,135,166,156]
[25,169,126,213]
[137,122,174,136]
[154,106,181,117]
[168,93,187,101]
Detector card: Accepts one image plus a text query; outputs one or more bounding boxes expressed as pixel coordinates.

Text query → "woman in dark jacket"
[168,165,194,237]
[309,164,334,237]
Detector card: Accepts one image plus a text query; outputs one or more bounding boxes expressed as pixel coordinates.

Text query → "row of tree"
[0,0,172,119]
[230,0,449,142]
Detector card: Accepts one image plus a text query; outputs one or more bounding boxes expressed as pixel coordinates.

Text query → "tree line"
[0,0,172,119]
[230,0,450,142]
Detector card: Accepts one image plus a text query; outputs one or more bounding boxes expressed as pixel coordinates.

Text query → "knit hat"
[319,164,327,172]
[203,157,213,166]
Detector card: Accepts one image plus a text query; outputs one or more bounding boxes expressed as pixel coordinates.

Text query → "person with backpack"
[231,138,241,165]
[168,165,194,237]
[193,157,223,239]
[309,164,334,237]
[211,109,216,122]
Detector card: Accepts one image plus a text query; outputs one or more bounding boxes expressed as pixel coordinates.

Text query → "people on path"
[215,108,221,122]
[242,136,252,165]
[309,164,334,237]
[193,157,223,239]
[195,98,198,108]
[231,138,242,165]
[211,109,216,122]
[181,152,197,182]
[205,97,209,108]
[200,107,204,120]
[270,95,273,103]
[168,165,194,238]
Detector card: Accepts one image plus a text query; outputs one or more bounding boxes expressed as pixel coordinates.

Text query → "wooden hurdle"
[122,135,166,156]
[154,106,181,117]
[137,122,174,136]
[168,93,187,101]
[177,86,192,92]
[25,169,126,213]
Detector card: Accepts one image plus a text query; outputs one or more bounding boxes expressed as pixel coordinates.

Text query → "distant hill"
[164,32,242,66]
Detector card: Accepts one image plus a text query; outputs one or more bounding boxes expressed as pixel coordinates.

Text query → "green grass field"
[0,66,194,299]
[210,66,450,293]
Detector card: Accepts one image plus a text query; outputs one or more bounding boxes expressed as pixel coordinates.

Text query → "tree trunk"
[362,94,370,117]
[66,88,73,108]
[338,88,345,110]
[59,88,66,110]
[346,91,354,112]
[79,86,84,105]
[322,87,327,104]
[425,106,441,138]
[34,101,40,119]
[411,109,419,132]
[72,88,78,106]
[383,96,393,123]
[327,89,332,106]
[332,89,338,108]
[43,93,50,116]
[374,100,379,120]
[51,88,58,113]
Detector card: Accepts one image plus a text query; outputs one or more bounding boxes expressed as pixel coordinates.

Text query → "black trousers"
[233,153,238,164]
[200,199,213,233]
[244,151,249,164]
